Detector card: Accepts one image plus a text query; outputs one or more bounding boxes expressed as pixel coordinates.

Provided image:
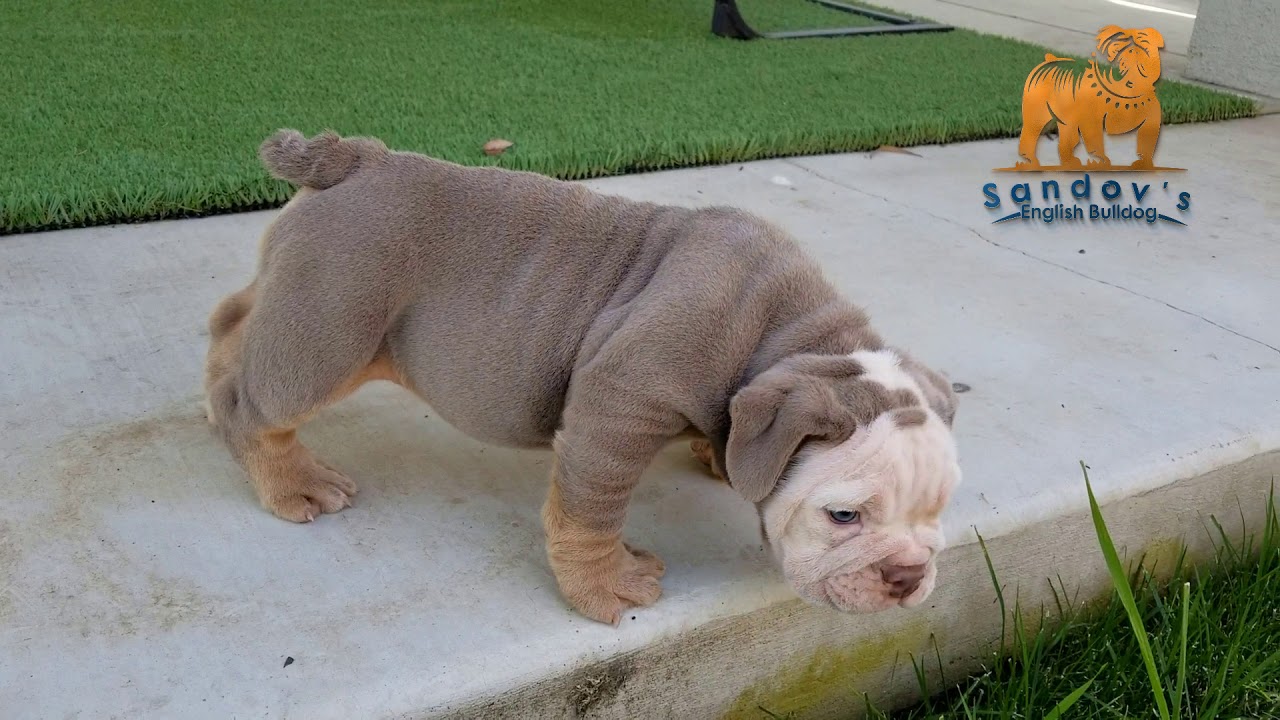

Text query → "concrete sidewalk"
[2,115,1278,719]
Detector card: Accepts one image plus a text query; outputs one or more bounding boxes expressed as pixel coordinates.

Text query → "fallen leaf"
[483,138,514,156]
[875,145,922,158]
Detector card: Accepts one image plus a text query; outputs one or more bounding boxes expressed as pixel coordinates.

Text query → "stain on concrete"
[569,656,634,717]
[9,399,237,638]
[720,617,931,720]
[52,401,210,519]
[148,576,213,632]
[1137,536,1189,582]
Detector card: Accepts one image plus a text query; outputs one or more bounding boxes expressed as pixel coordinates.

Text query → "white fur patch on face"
[761,392,960,614]
[848,348,920,400]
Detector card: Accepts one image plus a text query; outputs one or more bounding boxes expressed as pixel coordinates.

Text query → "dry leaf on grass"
[483,138,514,156]
[874,145,922,158]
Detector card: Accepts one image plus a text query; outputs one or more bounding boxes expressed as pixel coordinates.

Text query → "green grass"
[865,469,1280,720]
[0,0,1257,234]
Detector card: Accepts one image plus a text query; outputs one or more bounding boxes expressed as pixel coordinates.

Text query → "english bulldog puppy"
[204,129,961,625]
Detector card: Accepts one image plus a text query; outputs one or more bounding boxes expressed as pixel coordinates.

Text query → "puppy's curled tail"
[258,129,386,189]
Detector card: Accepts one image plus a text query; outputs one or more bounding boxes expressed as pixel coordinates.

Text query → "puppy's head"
[725,348,960,613]
[1095,26,1164,88]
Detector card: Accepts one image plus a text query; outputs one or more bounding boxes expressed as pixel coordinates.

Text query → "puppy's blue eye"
[827,509,860,524]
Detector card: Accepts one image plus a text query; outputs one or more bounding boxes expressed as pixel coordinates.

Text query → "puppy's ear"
[1095,25,1132,62]
[892,348,959,428]
[725,355,863,503]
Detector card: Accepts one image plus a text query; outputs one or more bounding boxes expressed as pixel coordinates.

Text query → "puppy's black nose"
[881,563,927,598]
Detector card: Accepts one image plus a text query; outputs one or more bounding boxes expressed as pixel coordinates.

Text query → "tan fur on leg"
[538,372,685,624]
[204,281,402,523]
[210,355,402,522]
[689,438,727,483]
[542,482,665,625]
[240,428,358,522]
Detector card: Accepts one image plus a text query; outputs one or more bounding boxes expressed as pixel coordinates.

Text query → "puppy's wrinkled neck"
[744,299,884,385]
[707,298,884,493]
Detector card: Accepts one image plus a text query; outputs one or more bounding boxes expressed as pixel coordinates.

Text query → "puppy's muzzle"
[880,563,927,599]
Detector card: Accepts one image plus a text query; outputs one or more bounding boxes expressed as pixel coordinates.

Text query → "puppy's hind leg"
[204,283,256,424]
[204,275,398,523]
[689,437,727,483]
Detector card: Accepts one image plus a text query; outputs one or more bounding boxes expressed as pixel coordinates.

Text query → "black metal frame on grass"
[712,0,953,39]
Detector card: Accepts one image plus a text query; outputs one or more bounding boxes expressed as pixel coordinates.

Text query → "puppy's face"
[725,349,960,613]
[762,406,958,611]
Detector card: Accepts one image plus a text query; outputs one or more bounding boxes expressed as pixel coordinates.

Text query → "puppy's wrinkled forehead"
[724,346,959,504]
[771,349,960,522]
[807,347,957,448]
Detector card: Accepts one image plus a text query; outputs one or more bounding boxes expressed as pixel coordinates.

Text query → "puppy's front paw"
[262,459,357,523]
[552,541,665,625]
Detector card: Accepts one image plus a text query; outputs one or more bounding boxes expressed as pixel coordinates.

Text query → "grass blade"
[976,530,1007,655]
[1043,675,1097,720]
[1174,581,1189,720]
[1082,461,1171,720]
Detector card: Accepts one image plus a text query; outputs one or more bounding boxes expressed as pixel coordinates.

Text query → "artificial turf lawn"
[0,0,1257,234]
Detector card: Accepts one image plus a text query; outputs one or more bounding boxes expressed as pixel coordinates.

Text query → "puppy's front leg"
[542,385,684,625]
